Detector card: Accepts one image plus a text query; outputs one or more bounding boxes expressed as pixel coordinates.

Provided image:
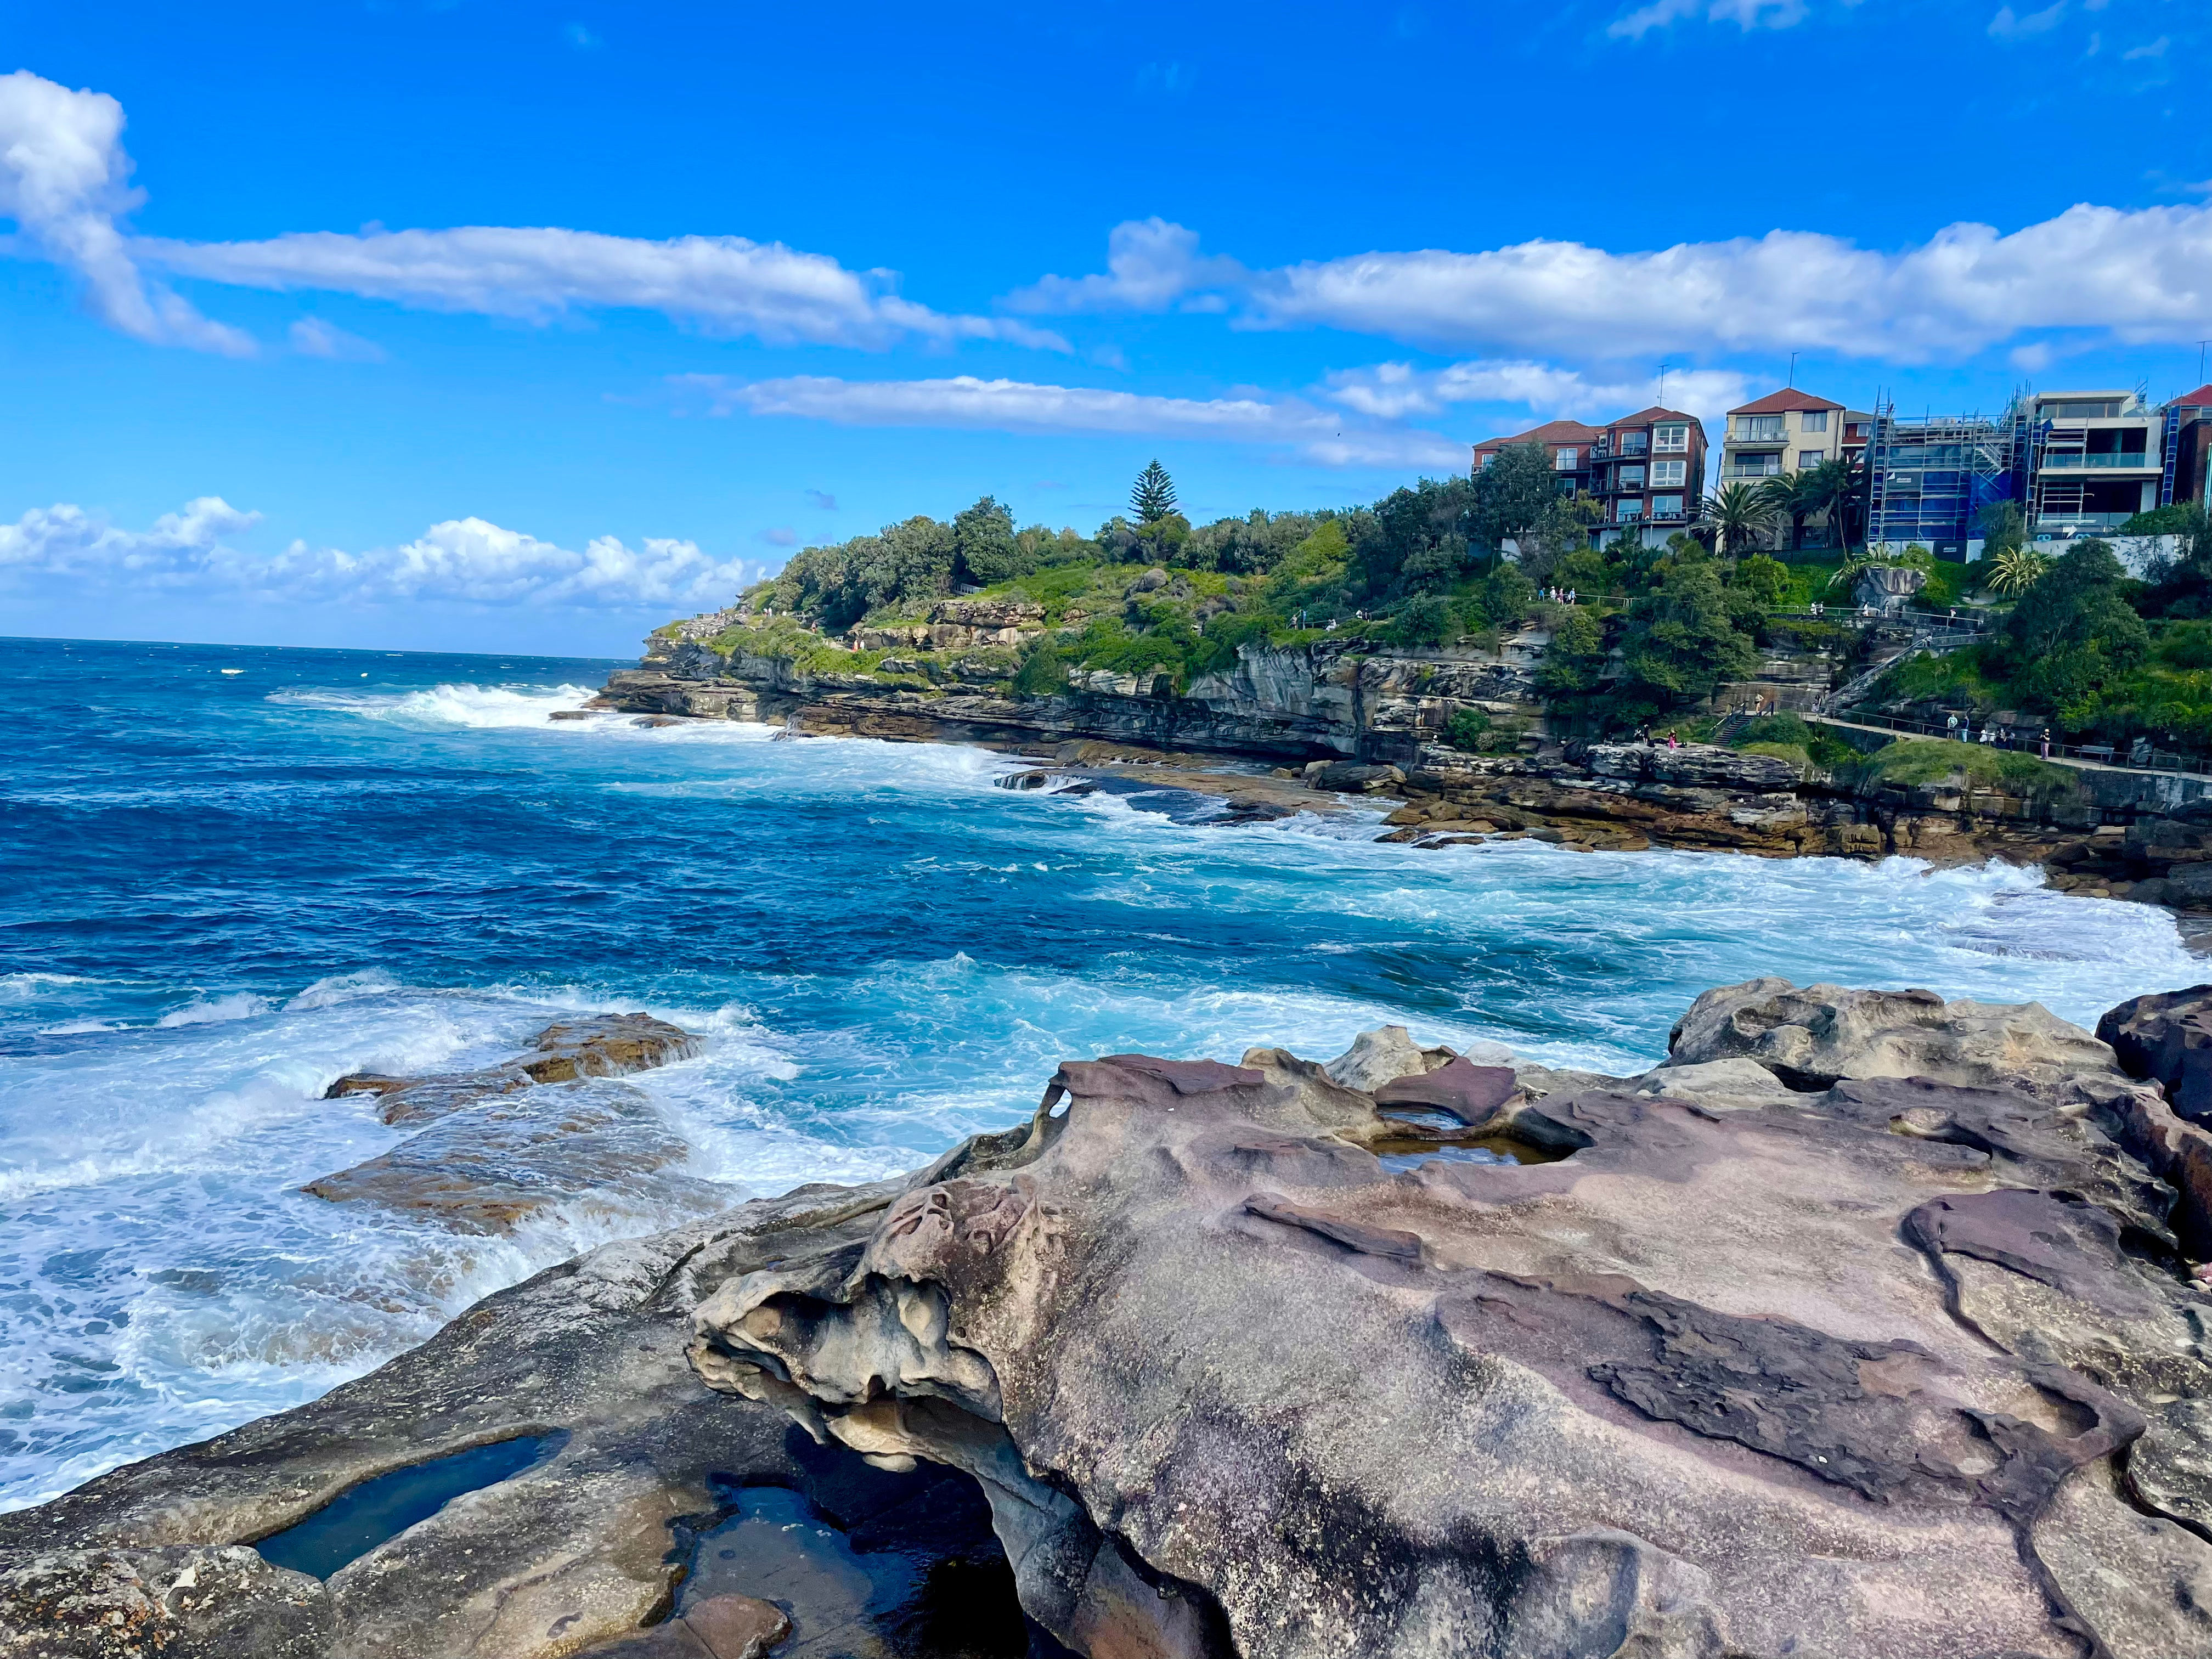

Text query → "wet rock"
[2099,984,2212,1125]
[522,1013,704,1084]
[304,1081,730,1234]
[1668,975,2124,1096]
[0,1181,923,1659]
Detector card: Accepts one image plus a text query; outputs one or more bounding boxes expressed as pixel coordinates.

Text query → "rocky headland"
[592,613,2212,928]
[8,977,2212,1657]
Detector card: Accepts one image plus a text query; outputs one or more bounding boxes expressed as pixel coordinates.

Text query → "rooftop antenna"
[1657,362,1670,405]
[2199,340,2209,386]
[1787,351,1798,388]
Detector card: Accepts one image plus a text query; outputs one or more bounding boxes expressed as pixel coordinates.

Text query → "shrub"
[1443,708,1492,751]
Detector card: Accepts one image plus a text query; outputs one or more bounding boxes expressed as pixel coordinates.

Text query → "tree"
[1395,594,1455,647]
[1699,482,1781,561]
[1989,540,2149,723]
[1733,553,1790,607]
[1977,500,2027,557]
[1533,606,1609,699]
[952,496,1023,587]
[1983,546,2046,596]
[1012,634,1065,696]
[1131,460,1178,523]
[1615,561,1760,713]
[1763,459,1856,550]
[1515,493,1604,585]
[1468,443,1561,561]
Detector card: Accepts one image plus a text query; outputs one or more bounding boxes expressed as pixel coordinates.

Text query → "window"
[1652,494,1684,518]
[1799,449,1826,469]
[1478,452,1496,468]
[1737,414,1784,441]
[1617,465,1646,488]
[1616,499,1644,522]
[1651,460,1686,487]
[1800,409,1829,433]
[1654,424,1689,453]
[1554,448,1578,470]
[1619,432,1649,454]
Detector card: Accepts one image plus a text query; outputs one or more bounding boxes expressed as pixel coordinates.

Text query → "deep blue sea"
[0,633,2196,1509]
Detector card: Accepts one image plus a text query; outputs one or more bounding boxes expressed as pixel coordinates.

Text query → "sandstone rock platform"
[7,981,2211,1658]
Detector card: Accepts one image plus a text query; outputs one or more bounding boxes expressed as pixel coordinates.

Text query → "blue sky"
[4,0,2209,653]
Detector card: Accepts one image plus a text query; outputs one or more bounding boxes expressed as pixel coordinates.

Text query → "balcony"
[2034,512,2133,532]
[1722,462,1782,480]
[1731,425,1786,443]
[2035,450,2157,471]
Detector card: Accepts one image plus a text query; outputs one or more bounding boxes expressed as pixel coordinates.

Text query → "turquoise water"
[0,634,2195,1509]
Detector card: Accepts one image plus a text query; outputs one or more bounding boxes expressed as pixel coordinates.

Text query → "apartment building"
[1717,388,1871,514]
[1470,419,1601,496]
[2027,389,2165,538]
[2170,385,2212,510]
[1586,407,1707,535]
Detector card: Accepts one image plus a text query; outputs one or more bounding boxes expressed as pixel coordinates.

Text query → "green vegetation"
[1842,738,2074,798]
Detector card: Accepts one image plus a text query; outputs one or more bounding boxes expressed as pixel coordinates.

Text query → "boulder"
[1667,976,2124,1096]
[1633,1057,1800,1113]
[1854,564,1927,611]
[1319,1025,1455,1093]
[522,1013,703,1084]
[2099,985,2212,1124]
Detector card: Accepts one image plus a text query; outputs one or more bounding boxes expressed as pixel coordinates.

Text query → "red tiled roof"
[1472,419,1602,450]
[1606,407,1702,430]
[2174,384,2212,409]
[1729,387,1845,415]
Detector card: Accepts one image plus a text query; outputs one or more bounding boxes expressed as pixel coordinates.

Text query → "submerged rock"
[306,1014,714,1232]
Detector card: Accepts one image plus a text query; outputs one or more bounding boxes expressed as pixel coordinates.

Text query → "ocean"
[0,633,2194,1510]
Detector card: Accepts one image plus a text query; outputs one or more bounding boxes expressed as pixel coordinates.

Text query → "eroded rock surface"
[692,995,2212,1659]
[11,980,2212,1659]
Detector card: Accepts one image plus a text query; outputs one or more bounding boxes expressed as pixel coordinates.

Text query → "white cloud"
[1012,205,2212,363]
[287,317,387,361]
[1003,218,1242,315]
[0,70,251,354]
[0,498,757,610]
[1324,359,1750,427]
[677,373,1469,469]
[1610,0,1813,38]
[2123,34,2169,58]
[1,69,1065,356]
[1989,2,2065,38]
[138,224,1069,352]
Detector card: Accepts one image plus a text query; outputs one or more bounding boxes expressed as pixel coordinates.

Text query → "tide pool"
[0,634,2193,1509]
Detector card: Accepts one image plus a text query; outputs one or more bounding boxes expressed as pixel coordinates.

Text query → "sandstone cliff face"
[607,631,1542,765]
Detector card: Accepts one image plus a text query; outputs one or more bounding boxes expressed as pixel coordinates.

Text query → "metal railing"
[2034,452,2156,470]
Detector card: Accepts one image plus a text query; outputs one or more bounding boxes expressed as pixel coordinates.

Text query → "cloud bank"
[1014,208,2212,362]
[1,499,757,610]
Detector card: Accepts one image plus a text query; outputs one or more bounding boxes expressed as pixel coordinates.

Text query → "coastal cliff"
[7,978,2212,1657]
[591,613,2212,911]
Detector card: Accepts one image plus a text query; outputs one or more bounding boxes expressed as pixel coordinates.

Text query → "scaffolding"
[1863,400,2022,560]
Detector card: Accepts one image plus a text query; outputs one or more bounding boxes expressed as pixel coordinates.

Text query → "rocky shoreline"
[7,976,2212,1657]
[590,628,2212,938]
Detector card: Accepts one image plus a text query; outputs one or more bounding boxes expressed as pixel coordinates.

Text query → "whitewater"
[0,633,2197,1510]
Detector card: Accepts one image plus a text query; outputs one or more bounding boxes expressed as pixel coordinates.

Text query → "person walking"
[1945,713,1959,739]
[2039,727,2051,760]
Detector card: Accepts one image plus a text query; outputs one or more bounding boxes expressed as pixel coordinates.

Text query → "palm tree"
[1699,482,1781,562]
[1983,546,2046,596]
[1756,460,1858,551]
